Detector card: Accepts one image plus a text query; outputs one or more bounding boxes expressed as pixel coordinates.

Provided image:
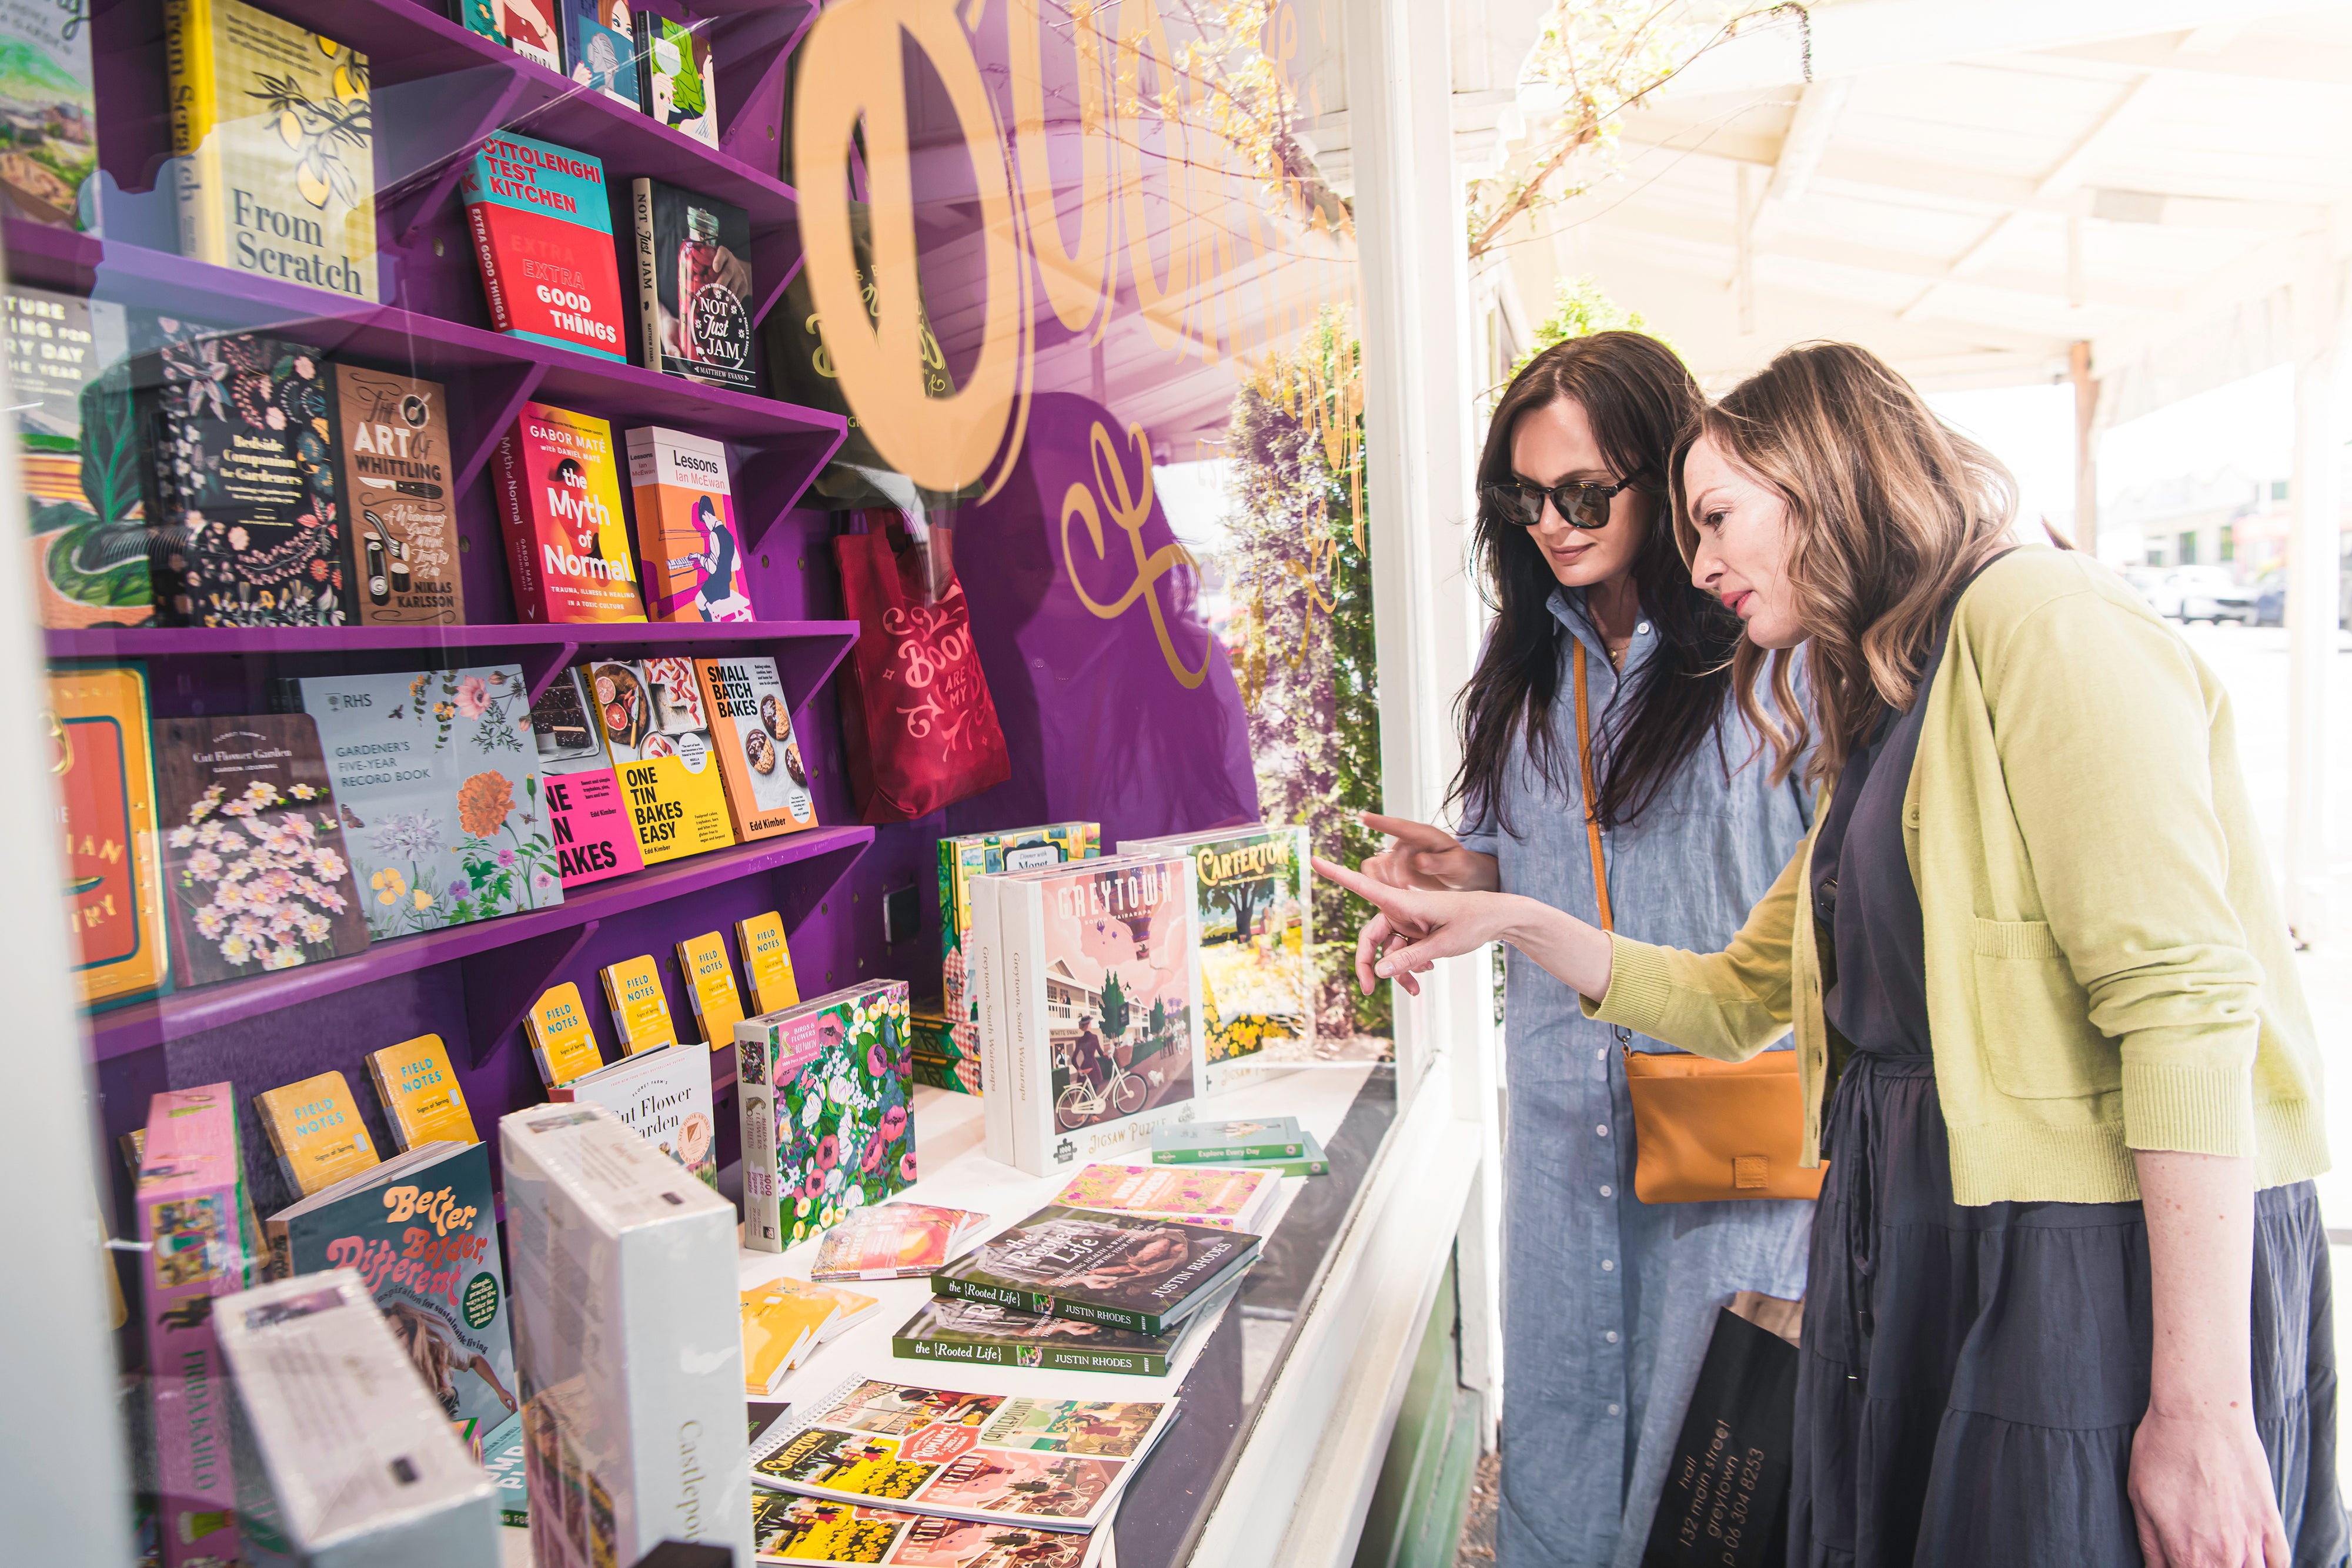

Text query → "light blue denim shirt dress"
[1458,586,1814,1567]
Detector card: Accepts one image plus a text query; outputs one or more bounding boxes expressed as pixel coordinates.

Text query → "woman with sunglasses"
[1358,331,1813,1566]
[1327,342,2340,1566]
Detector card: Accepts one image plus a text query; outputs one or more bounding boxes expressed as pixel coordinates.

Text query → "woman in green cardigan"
[1319,342,2341,1566]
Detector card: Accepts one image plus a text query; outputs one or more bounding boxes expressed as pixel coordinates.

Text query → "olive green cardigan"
[1584,549,2327,1205]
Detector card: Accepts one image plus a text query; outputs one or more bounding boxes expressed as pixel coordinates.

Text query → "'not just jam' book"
[460,132,626,362]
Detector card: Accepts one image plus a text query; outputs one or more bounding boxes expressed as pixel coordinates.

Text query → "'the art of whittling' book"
[253,1069,380,1199]
[750,1377,1178,1534]
[675,930,746,1047]
[550,1042,718,1188]
[931,1203,1260,1336]
[524,981,604,1087]
[736,910,799,1013]
[599,953,678,1054]
[366,1033,479,1149]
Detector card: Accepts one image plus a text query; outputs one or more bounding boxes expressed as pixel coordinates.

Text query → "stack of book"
[930,1202,1262,1338]
[1152,1114,1330,1177]
[809,1202,991,1282]
[741,1277,881,1396]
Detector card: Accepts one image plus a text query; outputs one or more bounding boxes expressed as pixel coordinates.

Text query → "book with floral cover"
[550,1042,717,1188]
[807,1203,990,1282]
[737,981,916,1252]
[1050,1162,1279,1233]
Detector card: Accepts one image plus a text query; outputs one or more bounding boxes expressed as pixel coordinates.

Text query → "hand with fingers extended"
[1357,812,1502,892]
[1312,855,1616,1002]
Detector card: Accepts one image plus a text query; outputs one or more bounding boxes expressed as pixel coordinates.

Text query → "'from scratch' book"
[460,132,626,360]
[528,664,645,888]
[367,1032,479,1148]
[592,656,736,864]
[931,1203,1259,1336]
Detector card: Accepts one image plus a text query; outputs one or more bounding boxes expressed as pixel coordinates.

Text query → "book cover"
[480,1408,529,1529]
[696,654,818,841]
[138,333,353,627]
[591,656,737,864]
[298,665,563,937]
[367,1033,479,1149]
[893,1296,1185,1379]
[7,285,148,627]
[0,2,98,230]
[501,1101,751,1568]
[1051,1162,1277,1232]
[525,981,604,1087]
[908,999,958,1092]
[627,426,750,620]
[491,402,642,623]
[931,1204,1259,1336]
[938,823,1099,1099]
[560,0,636,106]
[456,0,560,72]
[629,180,754,391]
[632,13,716,148]
[597,952,678,1053]
[335,366,463,626]
[808,1203,988,1282]
[1212,1131,1329,1178]
[741,1285,837,1395]
[990,854,1205,1175]
[750,1378,1176,1533]
[254,1069,379,1198]
[49,664,169,1008]
[153,713,370,987]
[675,930,745,1047]
[754,1276,880,1342]
[136,1082,250,1568]
[549,1041,718,1187]
[460,133,626,360]
[213,1271,500,1567]
[1151,1115,1308,1164]
[1121,824,1313,1092]
[527,664,645,890]
[736,910,800,1014]
[268,1141,518,1436]
[753,1494,1092,1567]
[737,980,916,1252]
[163,0,376,299]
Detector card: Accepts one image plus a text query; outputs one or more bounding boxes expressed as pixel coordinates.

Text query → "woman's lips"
[1723,589,1752,615]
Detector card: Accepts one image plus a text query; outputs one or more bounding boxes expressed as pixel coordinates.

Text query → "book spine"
[162,0,223,268]
[895,1334,1012,1369]
[931,1274,1159,1335]
[1161,1141,1302,1164]
[490,427,547,623]
[631,14,656,112]
[740,1039,781,1251]
[631,177,662,375]
[143,1180,245,1568]
[264,1213,290,1281]
[972,875,1011,1168]
[1008,884,1048,1175]
[366,1054,412,1151]
[466,199,513,333]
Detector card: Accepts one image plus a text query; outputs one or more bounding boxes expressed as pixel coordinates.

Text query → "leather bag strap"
[1573,641,1635,1050]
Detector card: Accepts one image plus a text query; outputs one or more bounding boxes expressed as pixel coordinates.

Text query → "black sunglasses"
[1481,476,1636,530]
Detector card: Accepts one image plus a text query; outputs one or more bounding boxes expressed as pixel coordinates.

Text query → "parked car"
[2250,563,2352,628]
[2147,566,2256,624]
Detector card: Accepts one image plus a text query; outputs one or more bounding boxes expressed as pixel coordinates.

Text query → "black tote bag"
[1642,1295,1801,1568]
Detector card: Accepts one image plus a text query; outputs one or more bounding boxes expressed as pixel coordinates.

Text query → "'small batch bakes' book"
[629,182,755,392]
[695,654,818,841]
[736,910,800,1014]
[253,1068,380,1198]
[931,1203,1260,1336]
[163,0,377,299]
[48,664,169,1009]
[6,285,148,627]
[937,823,1099,1097]
[737,980,916,1252]
[1121,823,1313,1092]
[524,980,604,1088]
[528,666,644,890]
[136,333,352,627]
[152,713,370,988]
[550,1043,718,1188]
[261,1141,518,1443]
[590,656,736,864]
[0,2,98,230]
[136,1083,250,1568]
[296,665,564,937]
[335,366,465,626]
[633,12,718,147]
[501,1101,752,1568]
[598,952,678,1054]
[460,133,626,362]
[749,1376,1177,1534]
[893,1296,1194,1379]
[492,402,642,624]
[675,929,746,1046]
[629,426,751,621]
[367,1032,480,1149]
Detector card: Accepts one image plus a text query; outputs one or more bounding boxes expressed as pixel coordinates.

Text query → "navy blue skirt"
[1792,1051,2347,1567]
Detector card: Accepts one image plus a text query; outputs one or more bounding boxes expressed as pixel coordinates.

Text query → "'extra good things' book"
[633,13,717,147]
[8,284,147,629]
[153,714,370,988]
[591,656,736,864]
[163,0,377,299]
[750,1377,1178,1534]
[550,1042,718,1188]
[629,427,750,621]
[368,1033,478,1149]
[528,666,643,889]
[336,367,464,626]
[297,666,565,938]
[696,655,817,842]
[1120,824,1313,1093]
[460,132,626,361]
[981,853,1205,1175]
[0,5,97,230]
[937,823,1099,1097]
[49,664,169,1009]
[597,952,678,1053]
[501,1101,751,1568]
[254,1069,380,1199]
[931,1203,1260,1336]
[493,402,642,624]
[137,1084,250,1568]
[737,980,916,1252]
[630,182,754,392]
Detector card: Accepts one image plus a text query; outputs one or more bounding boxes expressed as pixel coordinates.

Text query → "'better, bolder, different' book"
[460,132,626,361]
[931,1203,1260,1336]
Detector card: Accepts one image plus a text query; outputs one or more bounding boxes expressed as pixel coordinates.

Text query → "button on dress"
[1458,588,1815,1567]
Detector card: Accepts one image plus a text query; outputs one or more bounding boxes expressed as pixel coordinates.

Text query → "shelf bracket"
[460,917,600,1068]
[388,73,534,252]
[522,640,582,706]
[453,361,549,496]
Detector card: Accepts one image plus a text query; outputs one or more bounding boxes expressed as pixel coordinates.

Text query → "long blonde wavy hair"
[1672,342,2024,789]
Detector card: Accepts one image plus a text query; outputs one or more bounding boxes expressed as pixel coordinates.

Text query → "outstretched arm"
[1312,857,1610,998]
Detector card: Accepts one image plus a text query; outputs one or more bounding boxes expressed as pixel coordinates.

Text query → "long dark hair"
[1449,331,1742,834]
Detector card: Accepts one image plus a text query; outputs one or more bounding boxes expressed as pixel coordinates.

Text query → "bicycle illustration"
[1055,1042,1148,1128]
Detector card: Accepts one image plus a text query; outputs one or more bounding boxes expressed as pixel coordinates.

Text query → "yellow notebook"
[675,931,746,1048]
[734,911,800,1015]
[526,982,605,1087]
[599,955,677,1054]
[365,1034,479,1149]
[741,1285,840,1395]
[253,1071,379,1197]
